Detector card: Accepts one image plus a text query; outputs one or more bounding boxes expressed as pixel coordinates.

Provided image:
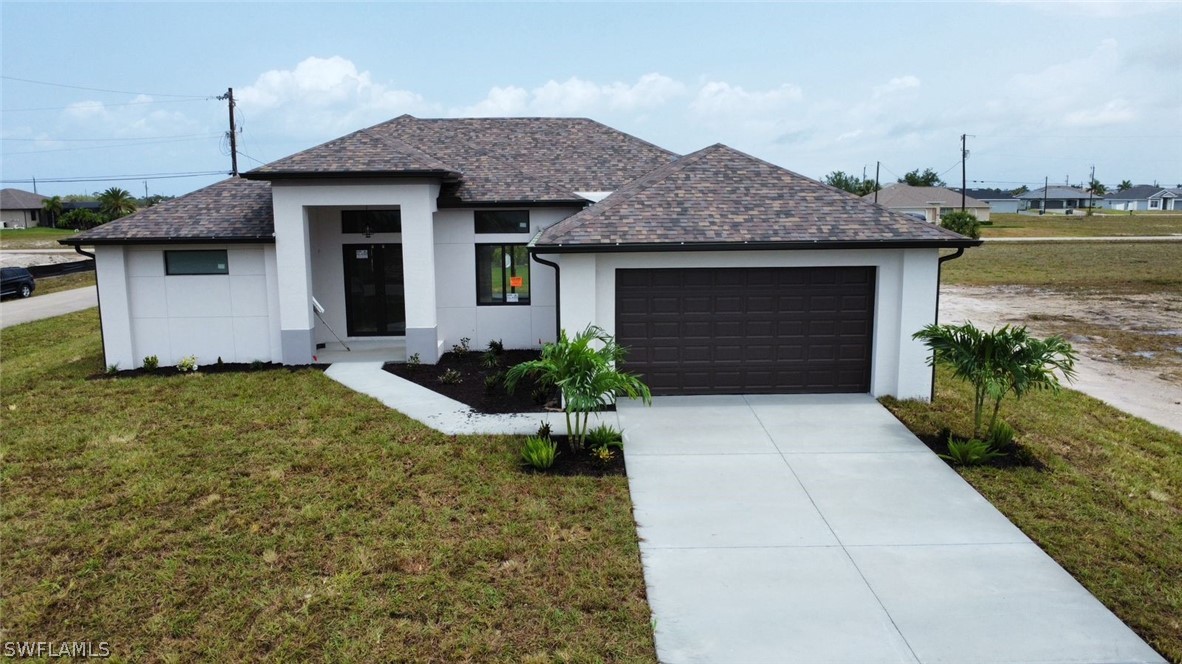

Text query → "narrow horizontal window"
[475,210,529,234]
[165,250,228,275]
[476,244,530,305]
[342,210,401,235]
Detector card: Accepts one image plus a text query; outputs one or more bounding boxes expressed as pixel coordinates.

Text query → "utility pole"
[1088,164,1095,211]
[218,87,239,176]
[874,161,880,203]
[31,176,37,194]
[144,180,149,199]
[1042,176,1049,215]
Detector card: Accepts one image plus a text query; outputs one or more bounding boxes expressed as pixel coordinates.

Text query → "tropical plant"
[521,435,558,470]
[1118,180,1133,192]
[939,210,981,239]
[142,355,159,371]
[989,420,1016,449]
[57,208,104,230]
[913,322,1078,438]
[1011,185,1030,196]
[505,325,652,450]
[487,339,504,354]
[536,420,552,440]
[98,187,137,220]
[41,195,63,227]
[483,371,503,393]
[1086,178,1107,196]
[481,350,501,369]
[940,436,1005,466]
[585,424,624,450]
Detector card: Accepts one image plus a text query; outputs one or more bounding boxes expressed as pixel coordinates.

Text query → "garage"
[616,266,875,395]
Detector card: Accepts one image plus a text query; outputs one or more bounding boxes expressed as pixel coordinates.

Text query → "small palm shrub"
[481,350,501,369]
[536,420,552,439]
[521,436,558,470]
[142,355,159,371]
[989,420,1016,449]
[487,339,504,354]
[940,436,1005,466]
[586,424,624,450]
[484,371,503,393]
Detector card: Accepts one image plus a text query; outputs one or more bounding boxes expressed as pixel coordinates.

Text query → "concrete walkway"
[0,286,97,328]
[619,394,1164,664]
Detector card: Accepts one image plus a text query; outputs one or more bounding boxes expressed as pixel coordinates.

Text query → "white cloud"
[455,73,685,117]
[237,56,435,136]
[1064,99,1136,127]
[873,75,920,98]
[689,81,803,117]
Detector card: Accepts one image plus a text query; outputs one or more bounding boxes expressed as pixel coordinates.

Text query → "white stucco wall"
[549,248,942,400]
[94,243,280,369]
[433,207,575,351]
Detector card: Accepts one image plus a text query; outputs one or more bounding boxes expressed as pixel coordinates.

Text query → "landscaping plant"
[521,435,558,470]
[914,322,1077,438]
[585,424,624,451]
[939,210,982,239]
[176,355,198,372]
[505,325,651,450]
[142,355,159,371]
[940,436,1005,466]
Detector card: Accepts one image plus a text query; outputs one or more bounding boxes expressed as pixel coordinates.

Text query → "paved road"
[620,394,1164,664]
[0,286,97,328]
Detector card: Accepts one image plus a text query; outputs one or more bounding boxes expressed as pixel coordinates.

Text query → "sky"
[2,1,1180,199]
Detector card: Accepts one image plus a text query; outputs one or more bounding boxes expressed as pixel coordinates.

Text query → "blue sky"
[2,1,1179,198]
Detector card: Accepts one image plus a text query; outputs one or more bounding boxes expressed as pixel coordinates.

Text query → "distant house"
[955,188,1020,214]
[1016,186,1094,213]
[0,188,48,229]
[1105,186,1180,211]
[865,183,991,222]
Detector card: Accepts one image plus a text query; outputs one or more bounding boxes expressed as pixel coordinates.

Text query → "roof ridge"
[357,123,459,175]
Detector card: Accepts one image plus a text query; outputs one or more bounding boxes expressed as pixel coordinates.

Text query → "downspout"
[529,251,560,342]
[931,247,966,401]
[72,243,108,367]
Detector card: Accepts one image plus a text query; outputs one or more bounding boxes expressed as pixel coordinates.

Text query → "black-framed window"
[342,210,401,235]
[165,250,228,275]
[476,244,530,305]
[475,210,529,234]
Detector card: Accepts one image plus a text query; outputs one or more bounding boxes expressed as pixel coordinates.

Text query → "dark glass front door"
[343,244,405,336]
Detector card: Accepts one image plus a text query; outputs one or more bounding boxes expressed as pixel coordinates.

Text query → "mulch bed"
[384,349,560,414]
[523,435,626,477]
[917,428,1047,470]
[92,362,328,380]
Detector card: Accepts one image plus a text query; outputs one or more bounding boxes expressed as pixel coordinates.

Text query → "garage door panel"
[616,267,874,395]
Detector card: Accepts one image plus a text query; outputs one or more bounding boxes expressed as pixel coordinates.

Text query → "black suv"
[0,267,36,299]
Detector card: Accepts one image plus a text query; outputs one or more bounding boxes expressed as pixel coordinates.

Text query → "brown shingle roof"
[535,144,979,250]
[245,115,678,204]
[61,178,273,245]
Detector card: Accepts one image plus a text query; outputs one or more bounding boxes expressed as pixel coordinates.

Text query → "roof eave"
[529,238,983,254]
[59,235,276,246]
[242,169,459,181]
[437,197,589,209]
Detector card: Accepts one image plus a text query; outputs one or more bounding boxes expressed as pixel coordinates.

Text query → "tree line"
[823,168,1140,198]
[40,188,174,230]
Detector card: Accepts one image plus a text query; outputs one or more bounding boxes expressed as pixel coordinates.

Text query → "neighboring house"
[864,183,991,222]
[1016,186,1095,212]
[1105,185,1180,211]
[956,188,1020,214]
[0,188,48,229]
[62,115,979,400]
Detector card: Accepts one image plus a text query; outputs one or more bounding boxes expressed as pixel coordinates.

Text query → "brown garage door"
[615,267,875,395]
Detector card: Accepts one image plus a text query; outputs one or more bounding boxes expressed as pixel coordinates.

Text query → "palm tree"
[505,325,652,450]
[1118,180,1133,192]
[98,187,137,220]
[41,195,63,228]
[914,323,1078,438]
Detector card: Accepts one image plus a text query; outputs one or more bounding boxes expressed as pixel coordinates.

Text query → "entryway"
[342,243,405,337]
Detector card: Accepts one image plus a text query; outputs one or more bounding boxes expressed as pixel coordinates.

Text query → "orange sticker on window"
[509,276,524,288]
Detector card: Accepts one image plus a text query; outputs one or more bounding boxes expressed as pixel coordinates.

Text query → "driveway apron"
[617,394,1164,664]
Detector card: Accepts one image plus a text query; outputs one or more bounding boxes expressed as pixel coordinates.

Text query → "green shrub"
[105,363,120,375]
[57,208,104,230]
[940,436,1005,466]
[451,337,471,356]
[989,420,1016,449]
[439,368,463,385]
[406,353,421,372]
[536,420,552,440]
[586,424,624,450]
[481,350,501,369]
[176,355,198,372]
[939,210,982,239]
[249,359,265,370]
[487,339,504,354]
[142,355,159,371]
[484,371,503,393]
[521,436,558,470]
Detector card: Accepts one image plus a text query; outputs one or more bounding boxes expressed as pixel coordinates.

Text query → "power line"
[0,75,209,99]
[2,135,223,156]
[2,170,228,184]
[2,98,211,113]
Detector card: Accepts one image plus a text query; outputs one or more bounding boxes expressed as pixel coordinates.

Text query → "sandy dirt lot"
[0,249,88,268]
[939,285,1182,434]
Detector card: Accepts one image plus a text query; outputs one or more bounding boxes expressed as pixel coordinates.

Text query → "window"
[342,210,401,235]
[476,244,530,305]
[475,210,529,234]
[1149,199,1161,209]
[165,250,228,275]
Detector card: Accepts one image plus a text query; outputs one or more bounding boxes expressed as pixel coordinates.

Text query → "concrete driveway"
[617,394,1164,664]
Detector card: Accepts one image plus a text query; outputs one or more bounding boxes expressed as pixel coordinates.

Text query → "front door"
[343,244,405,336]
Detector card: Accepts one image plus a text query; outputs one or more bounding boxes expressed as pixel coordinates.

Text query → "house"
[0,188,48,229]
[955,188,1020,214]
[1016,186,1095,212]
[864,183,991,222]
[1104,185,1180,211]
[61,115,979,400]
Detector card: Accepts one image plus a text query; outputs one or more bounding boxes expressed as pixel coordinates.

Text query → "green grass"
[28,271,96,297]
[883,367,1182,663]
[0,227,79,249]
[943,241,1182,294]
[1,311,656,662]
[981,213,1182,238]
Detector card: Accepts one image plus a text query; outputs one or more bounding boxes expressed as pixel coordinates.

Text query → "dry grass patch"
[1,310,656,662]
[981,213,1182,238]
[27,270,96,297]
[883,367,1182,662]
[0,227,79,249]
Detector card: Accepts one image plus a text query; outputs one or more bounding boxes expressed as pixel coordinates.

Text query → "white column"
[895,248,940,400]
[272,189,314,364]
[557,253,597,336]
[400,185,440,362]
[94,245,135,369]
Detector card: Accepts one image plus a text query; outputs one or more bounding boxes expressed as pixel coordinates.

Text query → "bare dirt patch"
[940,284,1182,433]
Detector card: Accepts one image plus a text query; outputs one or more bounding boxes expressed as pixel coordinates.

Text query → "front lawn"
[883,367,1182,663]
[0,227,79,249]
[981,212,1182,238]
[0,310,656,662]
[28,270,96,297]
